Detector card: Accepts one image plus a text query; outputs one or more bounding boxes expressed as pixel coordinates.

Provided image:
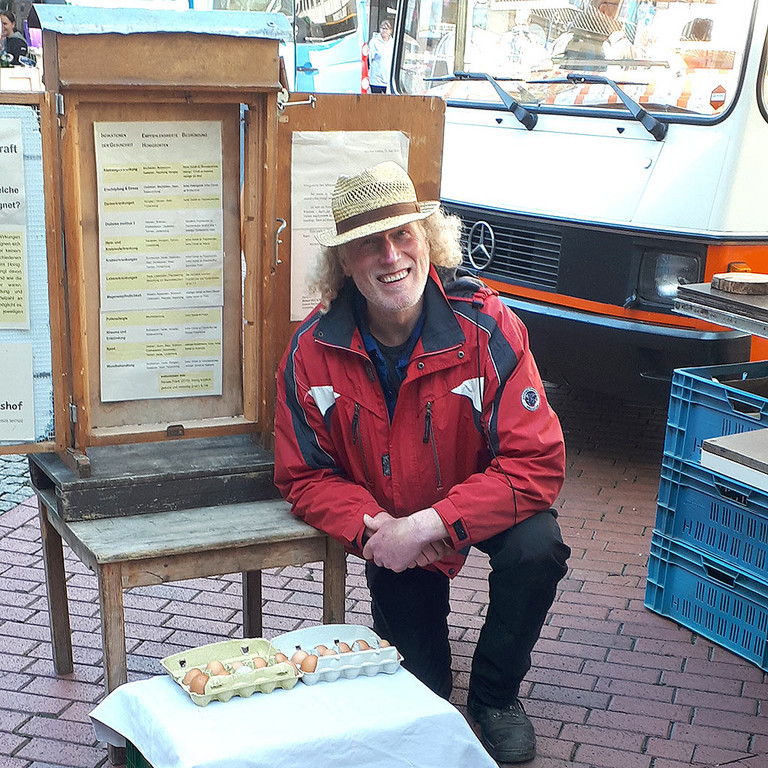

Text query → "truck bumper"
[502,295,752,406]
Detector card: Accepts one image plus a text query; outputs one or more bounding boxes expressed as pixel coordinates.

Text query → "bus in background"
[392,0,768,404]
[196,0,370,92]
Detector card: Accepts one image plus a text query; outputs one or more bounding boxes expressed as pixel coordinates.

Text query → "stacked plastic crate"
[645,361,768,670]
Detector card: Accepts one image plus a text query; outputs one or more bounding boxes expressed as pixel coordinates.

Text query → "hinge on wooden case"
[166,424,185,438]
[56,93,65,116]
[68,402,77,423]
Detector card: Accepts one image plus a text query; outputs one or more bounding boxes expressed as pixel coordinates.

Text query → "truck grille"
[449,207,562,291]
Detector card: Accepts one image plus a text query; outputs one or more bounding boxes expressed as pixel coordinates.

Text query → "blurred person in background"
[1,10,29,65]
[368,19,394,93]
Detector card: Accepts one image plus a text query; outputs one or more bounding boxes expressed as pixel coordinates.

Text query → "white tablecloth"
[89,669,496,768]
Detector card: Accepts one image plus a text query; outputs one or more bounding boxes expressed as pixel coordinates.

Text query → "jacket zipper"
[423,401,443,490]
[351,403,372,485]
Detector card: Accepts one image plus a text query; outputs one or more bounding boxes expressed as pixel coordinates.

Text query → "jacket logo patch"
[521,387,540,412]
[307,385,339,417]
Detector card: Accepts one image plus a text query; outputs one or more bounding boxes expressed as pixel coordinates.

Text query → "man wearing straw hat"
[274,162,570,764]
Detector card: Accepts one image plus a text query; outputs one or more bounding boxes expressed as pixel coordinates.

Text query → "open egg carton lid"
[271,624,401,685]
[161,637,301,706]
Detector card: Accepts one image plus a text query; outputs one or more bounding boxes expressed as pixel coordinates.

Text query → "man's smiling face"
[340,221,431,322]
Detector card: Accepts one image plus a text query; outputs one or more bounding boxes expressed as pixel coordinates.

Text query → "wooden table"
[35,492,347,695]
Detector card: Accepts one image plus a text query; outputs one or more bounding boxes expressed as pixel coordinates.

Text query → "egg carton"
[271,624,401,685]
[160,637,301,706]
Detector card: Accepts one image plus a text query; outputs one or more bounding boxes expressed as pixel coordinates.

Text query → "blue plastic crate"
[645,531,768,670]
[664,361,768,463]
[656,455,768,582]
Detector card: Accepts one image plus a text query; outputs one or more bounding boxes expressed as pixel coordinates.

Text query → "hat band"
[335,201,421,236]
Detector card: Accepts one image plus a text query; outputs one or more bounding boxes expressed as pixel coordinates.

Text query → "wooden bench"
[35,491,347,696]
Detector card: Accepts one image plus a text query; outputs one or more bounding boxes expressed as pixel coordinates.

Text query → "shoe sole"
[467,702,536,764]
[479,737,536,765]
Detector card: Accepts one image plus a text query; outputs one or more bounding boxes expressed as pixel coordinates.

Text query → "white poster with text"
[290,131,409,321]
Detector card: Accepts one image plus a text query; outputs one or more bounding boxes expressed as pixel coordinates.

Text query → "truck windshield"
[396,0,755,119]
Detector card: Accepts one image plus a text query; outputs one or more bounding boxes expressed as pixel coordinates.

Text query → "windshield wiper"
[426,71,538,130]
[528,73,667,141]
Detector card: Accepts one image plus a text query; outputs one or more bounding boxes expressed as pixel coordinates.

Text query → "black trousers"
[365,509,570,707]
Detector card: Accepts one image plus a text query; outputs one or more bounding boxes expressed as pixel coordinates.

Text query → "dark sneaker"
[467,695,536,764]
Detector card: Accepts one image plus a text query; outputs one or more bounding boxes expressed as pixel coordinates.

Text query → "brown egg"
[182,668,203,686]
[205,660,229,676]
[300,654,318,673]
[189,673,209,695]
[274,652,289,664]
[356,639,371,651]
[291,648,309,665]
[379,639,391,648]
[315,644,328,655]
[231,661,245,670]
[252,656,268,668]
[338,642,352,654]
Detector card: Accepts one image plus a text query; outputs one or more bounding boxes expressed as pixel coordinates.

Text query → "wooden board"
[44,31,281,92]
[702,428,768,474]
[267,93,446,439]
[712,272,768,295]
[29,434,279,521]
[64,498,317,564]
[677,283,768,326]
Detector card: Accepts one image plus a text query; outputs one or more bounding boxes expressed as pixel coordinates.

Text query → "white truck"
[392,0,768,403]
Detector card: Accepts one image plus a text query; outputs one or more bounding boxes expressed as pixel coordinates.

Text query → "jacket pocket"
[423,400,444,491]
[351,402,372,486]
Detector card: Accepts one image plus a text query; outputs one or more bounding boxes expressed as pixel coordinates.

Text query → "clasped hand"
[362,510,452,572]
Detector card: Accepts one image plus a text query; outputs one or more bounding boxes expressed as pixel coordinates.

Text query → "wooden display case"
[42,23,282,457]
[4,8,445,484]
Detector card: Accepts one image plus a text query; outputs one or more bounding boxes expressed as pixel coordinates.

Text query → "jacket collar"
[315,264,466,352]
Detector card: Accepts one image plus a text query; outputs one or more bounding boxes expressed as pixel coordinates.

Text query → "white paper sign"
[290,131,410,321]
[94,121,225,311]
[0,343,34,441]
[100,307,223,402]
[0,118,29,329]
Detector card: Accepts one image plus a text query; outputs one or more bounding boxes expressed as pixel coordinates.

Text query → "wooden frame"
[268,93,446,439]
[40,30,282,453]
[0,91,70,456]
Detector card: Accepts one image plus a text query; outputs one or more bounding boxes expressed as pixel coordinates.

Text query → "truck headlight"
[638,251,701,306]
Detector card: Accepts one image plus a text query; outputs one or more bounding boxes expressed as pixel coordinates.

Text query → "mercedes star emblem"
[467,220,495,270]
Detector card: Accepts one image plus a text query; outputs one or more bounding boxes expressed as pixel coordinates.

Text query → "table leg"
[242,570,262,637]
[108,744,126,766]
[323,537,346,625]
[97,563,128,694]
[37,498,73,674]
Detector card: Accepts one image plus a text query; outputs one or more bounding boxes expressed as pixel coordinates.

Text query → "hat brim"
[315,201,441,247]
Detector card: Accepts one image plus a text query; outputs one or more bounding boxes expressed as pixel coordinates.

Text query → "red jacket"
[274,266,565,577]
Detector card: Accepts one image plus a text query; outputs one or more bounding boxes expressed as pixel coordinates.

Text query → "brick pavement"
[1,385,767,767]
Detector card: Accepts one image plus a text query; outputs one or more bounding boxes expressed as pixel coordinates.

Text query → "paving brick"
[582,660,661,685]
[14,735,107,767]
[572,743,652,768]
[586,709,670,737]
[690,745,758,766]
[594,677,675,702]
[644,736,695,763]
[17,715,99,745]
[692,707,768,736]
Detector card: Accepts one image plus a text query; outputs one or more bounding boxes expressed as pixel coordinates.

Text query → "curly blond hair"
[309,208,464,312]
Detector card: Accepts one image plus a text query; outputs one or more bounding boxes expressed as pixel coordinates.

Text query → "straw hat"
[316,161,440,247]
